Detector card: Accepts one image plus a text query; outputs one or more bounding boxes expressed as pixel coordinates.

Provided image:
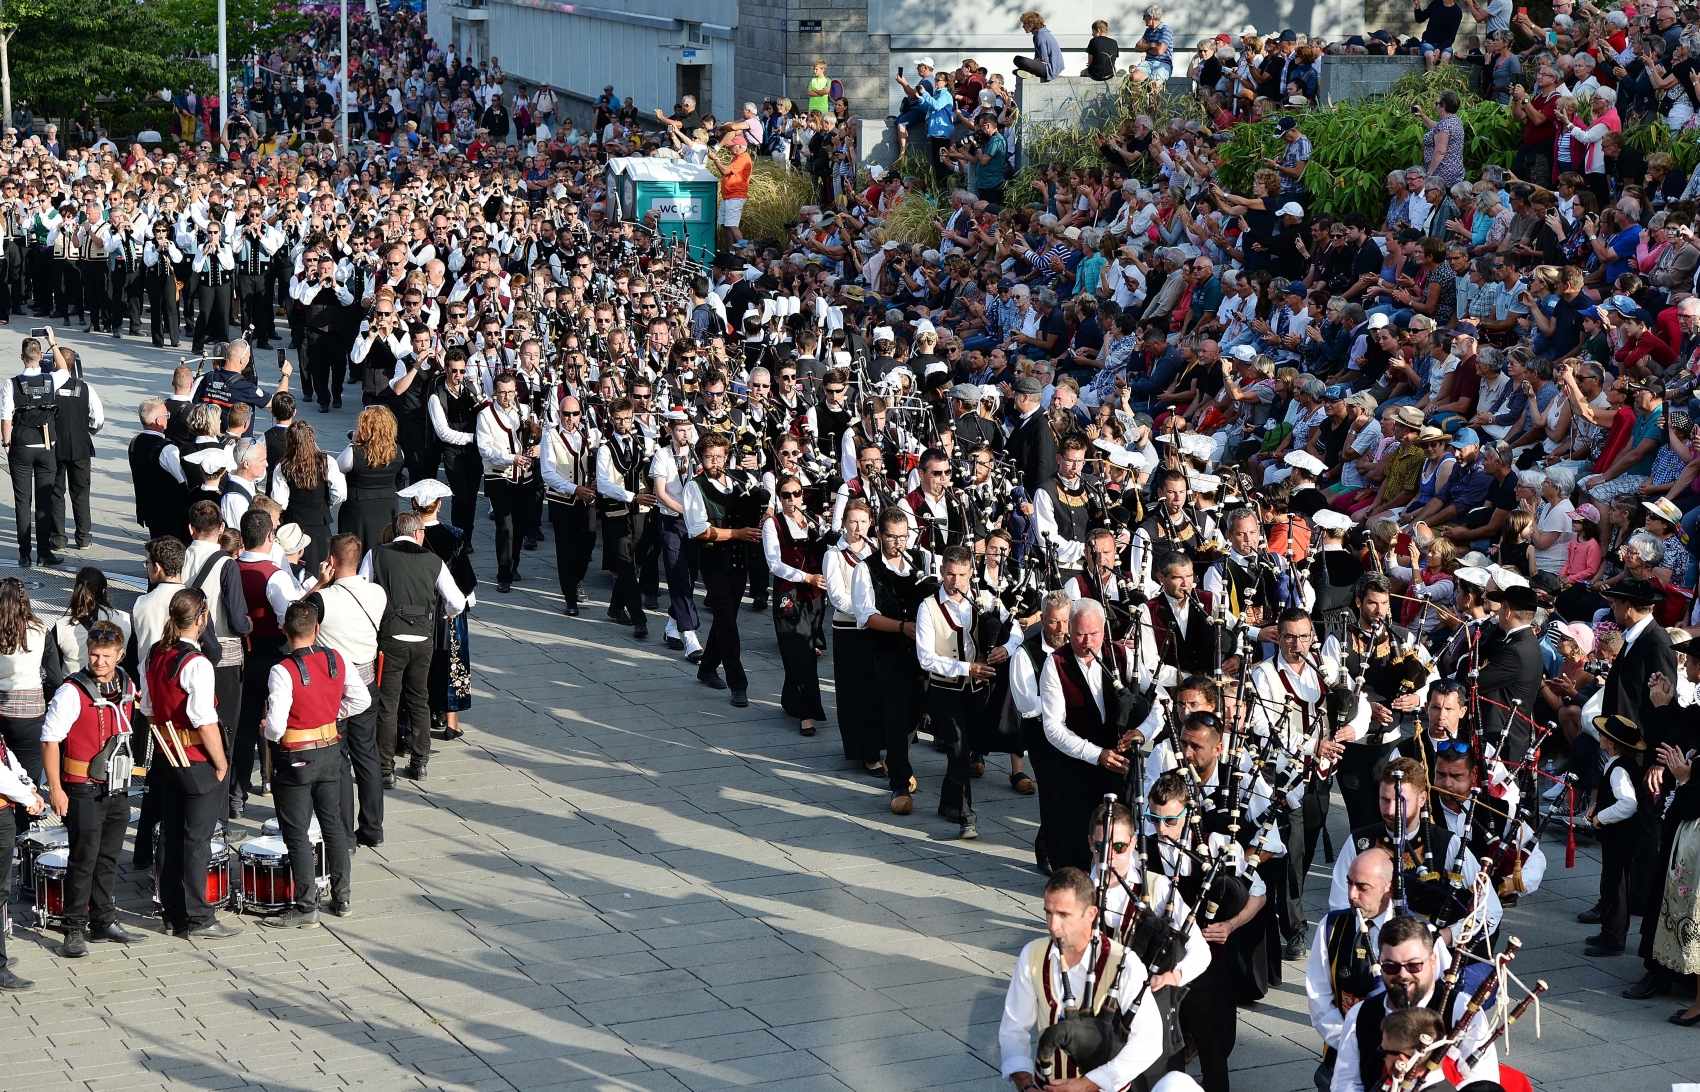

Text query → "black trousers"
[155,759,226,928]
[929,683,980,824]
[869,639,919,795]
[78,259,107,327]
[50,454,91,549]
[550,501,597,606]
[1180,957,1238,1092]
[638,509,661,599]
[61,780,129,930]
[377,637,434,766]
[1047,754,1123,873]
[133,716,162,866]
[193,282,232,353]
[56,256,79,316]
[1297,777,1331,929]
[699,562,746,689]
[0,711,44,789]
[236,273,273,341]
[212,663,243,810]
[485,476,524,582]
[603,510,646,628]
[1336,743,1387,833]
[1598,831,1637,949]
[342,703,382,844]
[398,420,439,487]
[303,334,348,406]
[746,545,769,606]
[9,441,57,563]
[272,742,350,909]
[0,239,19,320]
[110,266,142,332]
[145,272,180,345]
[774,595,826,721]
[659,516,700,633]
[442,448,482,538]
[1023,719,1060,859]
[236,639,284,798]
[518,476,544,542]
[0,807,13,959]
[27,245,55,313]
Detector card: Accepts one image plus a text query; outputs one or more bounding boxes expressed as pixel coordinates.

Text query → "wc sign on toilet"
[650,196,703,221]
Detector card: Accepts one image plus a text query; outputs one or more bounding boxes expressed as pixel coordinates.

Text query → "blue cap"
[1576,303,1601,321]
[1451,427,1480,448]
[1599,293,1641,315]
[1322,384,1348,401]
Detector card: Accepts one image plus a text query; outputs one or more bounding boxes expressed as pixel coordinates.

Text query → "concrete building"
[433,0,1368,149]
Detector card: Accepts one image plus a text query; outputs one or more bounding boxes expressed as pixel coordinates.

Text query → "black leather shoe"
[697,670,727,690]
[258,908,320,930]
[631,622,649,640]
[403,759,428,781]
[1283,935,1307,962]
[1577,907,1603,924]
[606,607,630,624]
[1624,973,1673,999]
[131,854,153,871]
[381,769,396,790]
[185,919,243,940]
[1584,942,1625,957]
[730,689,749,708]
[331,397,343,409]
[88,922,148,944]
[643,594,660,611]
[356,834,384,848]
[60,929,89,958]
[564,605,580,616]
[1035,839,1053,876]
[665,635,684,651]
[497,580,512,593]
[687,649,705,665]
[38,552,61,567]
[523,536,538,551]
[0,966,33,991]
[327,901,353,918]
[749,597,768,612]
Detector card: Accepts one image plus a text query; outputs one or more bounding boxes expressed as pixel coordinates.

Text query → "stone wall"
[733,0,892,126]
[1010,76,1129,170]
[1317,54,1427,103]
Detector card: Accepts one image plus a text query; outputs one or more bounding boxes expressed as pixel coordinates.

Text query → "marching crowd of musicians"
[0,14,1696,1092]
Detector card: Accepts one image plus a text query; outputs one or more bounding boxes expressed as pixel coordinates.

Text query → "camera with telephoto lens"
[1583,658,1612,678]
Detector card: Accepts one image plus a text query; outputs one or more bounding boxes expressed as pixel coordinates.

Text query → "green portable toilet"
[605,157,719,264]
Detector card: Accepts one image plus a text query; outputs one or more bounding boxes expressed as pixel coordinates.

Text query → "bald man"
[1307,848,1395,1092]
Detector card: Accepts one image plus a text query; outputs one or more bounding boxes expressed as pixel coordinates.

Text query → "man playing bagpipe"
[1321,574,1436,832]
[1306,848,1396,1092]
[1328,758,1503,943]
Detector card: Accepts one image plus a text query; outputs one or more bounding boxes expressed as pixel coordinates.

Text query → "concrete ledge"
[1012,76,1125,168]
[1318,55,1426,104]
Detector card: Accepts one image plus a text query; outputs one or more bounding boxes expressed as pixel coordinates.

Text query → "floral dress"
[1655,810,1700,974]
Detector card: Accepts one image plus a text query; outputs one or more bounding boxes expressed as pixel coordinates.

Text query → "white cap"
[1239,24,1259,37]
[1366,312,1391,330]
[183,446,234,473]
[916,56,936,69]
[1230,344,1258,361]
[872,325,896,342]
[1454,565,1492,588]
[881,240,899,251]
[1277,201,1305,218]
[1487,565,1529,591]
[915,318,936,336]
[1459,551,1493,568]
[1311,509,1353,532]
[1284,450,1327,475]
[398,479,456,505]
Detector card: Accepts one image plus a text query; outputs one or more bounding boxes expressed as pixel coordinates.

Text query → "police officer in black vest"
[430,345,484,540]
[3,337,60,566]
[49,343,103,551]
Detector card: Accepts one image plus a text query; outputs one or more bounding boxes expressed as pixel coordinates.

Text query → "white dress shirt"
[913,589,1022,679]
[137,645,218,727]
[1304,904,1393,1052]
[1010,635,1065,720]
[998,937,1163,1089]
[1331,982,1497,1092]
[0,740,38,805]
[268,461,348,509]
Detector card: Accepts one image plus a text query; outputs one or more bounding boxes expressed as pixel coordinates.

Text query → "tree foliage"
[159,0,310,64]
[1,0,204,114]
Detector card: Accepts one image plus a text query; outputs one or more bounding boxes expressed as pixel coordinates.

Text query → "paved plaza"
[1,328,1695,1092]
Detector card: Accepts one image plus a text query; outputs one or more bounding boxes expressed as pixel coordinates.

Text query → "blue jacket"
[1034,28,1065,80]
[919,88,955,138]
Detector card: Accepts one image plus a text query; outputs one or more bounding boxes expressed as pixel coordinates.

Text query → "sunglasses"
[1383,959,1429,976]
[1434,739,1472,756]
[1092,840,1132,853]
[778,490,803,499]
[1144,811,1188,824]
[561,409,582,417]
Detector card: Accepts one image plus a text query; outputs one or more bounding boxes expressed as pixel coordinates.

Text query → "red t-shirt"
[1522,92,1559,145]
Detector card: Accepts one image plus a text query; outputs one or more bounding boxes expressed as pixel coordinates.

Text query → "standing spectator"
[807,61,831,116]
[1419,91,1467,189]
[1414,0,1464,68]
[1130,7,1173,84]
[1014,12,1064,81]
[707,135,754,252]
[1082,22,1120,81]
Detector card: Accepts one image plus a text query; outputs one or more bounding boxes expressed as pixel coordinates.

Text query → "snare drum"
[33,848,68,927]
[151,833,235,909]
[260,815,328,888]
[238,835,295,914]
[17,827,69,891]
